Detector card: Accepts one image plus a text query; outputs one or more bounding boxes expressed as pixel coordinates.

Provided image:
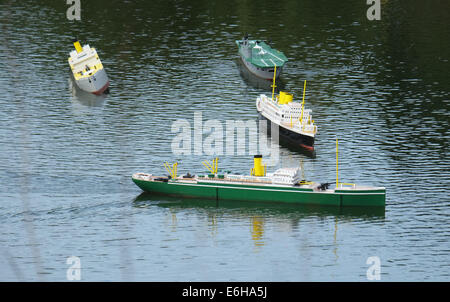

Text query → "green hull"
[132,178,385,207]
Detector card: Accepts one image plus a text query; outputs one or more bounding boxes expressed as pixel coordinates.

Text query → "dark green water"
[0,0,449,281]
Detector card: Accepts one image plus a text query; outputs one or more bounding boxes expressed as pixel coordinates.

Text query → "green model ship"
[236,34,288,80]
[132,154,386,207]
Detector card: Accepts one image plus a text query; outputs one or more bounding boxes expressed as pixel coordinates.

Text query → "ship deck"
[132,173,384,192]
[236,40,288,68]
[68,48,104,80]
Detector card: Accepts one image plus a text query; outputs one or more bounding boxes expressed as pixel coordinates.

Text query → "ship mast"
[300,80,306,129]
[336,138,339,188]
[271,64,277,102]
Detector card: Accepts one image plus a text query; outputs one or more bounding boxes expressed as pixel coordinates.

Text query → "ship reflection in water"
[133,192,385,252]
[68,75,108,108]
[251,216,265,248]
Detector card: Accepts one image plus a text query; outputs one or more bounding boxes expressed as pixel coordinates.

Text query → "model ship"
[68,39,110,95]
[256,71,317,151]
[236,34,288,80]
[132,154,386,207]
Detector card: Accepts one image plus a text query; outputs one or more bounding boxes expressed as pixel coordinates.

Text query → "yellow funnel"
[278,91,286,104]
[278,91,293,104]
[252,155,265,177]
[73,40,83,53]
[285,93,293,104]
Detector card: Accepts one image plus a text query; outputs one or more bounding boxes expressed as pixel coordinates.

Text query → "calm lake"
[0,0,449,281]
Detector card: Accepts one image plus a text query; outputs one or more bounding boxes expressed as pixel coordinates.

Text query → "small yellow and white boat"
[256,67,317,151]
[68,39,109,95]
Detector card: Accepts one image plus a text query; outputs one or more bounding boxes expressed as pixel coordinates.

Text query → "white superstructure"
[68,40,109,95]
[256,92,317,138]
[268,167,303,185]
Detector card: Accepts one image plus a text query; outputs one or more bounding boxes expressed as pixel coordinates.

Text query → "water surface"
[0,0,449,281]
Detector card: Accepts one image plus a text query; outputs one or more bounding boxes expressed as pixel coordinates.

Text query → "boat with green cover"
[236,34,288,80]
[132,155,386,207]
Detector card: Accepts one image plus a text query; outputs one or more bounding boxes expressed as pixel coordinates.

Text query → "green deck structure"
[236,40,288,68]
[236,36,288,79]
